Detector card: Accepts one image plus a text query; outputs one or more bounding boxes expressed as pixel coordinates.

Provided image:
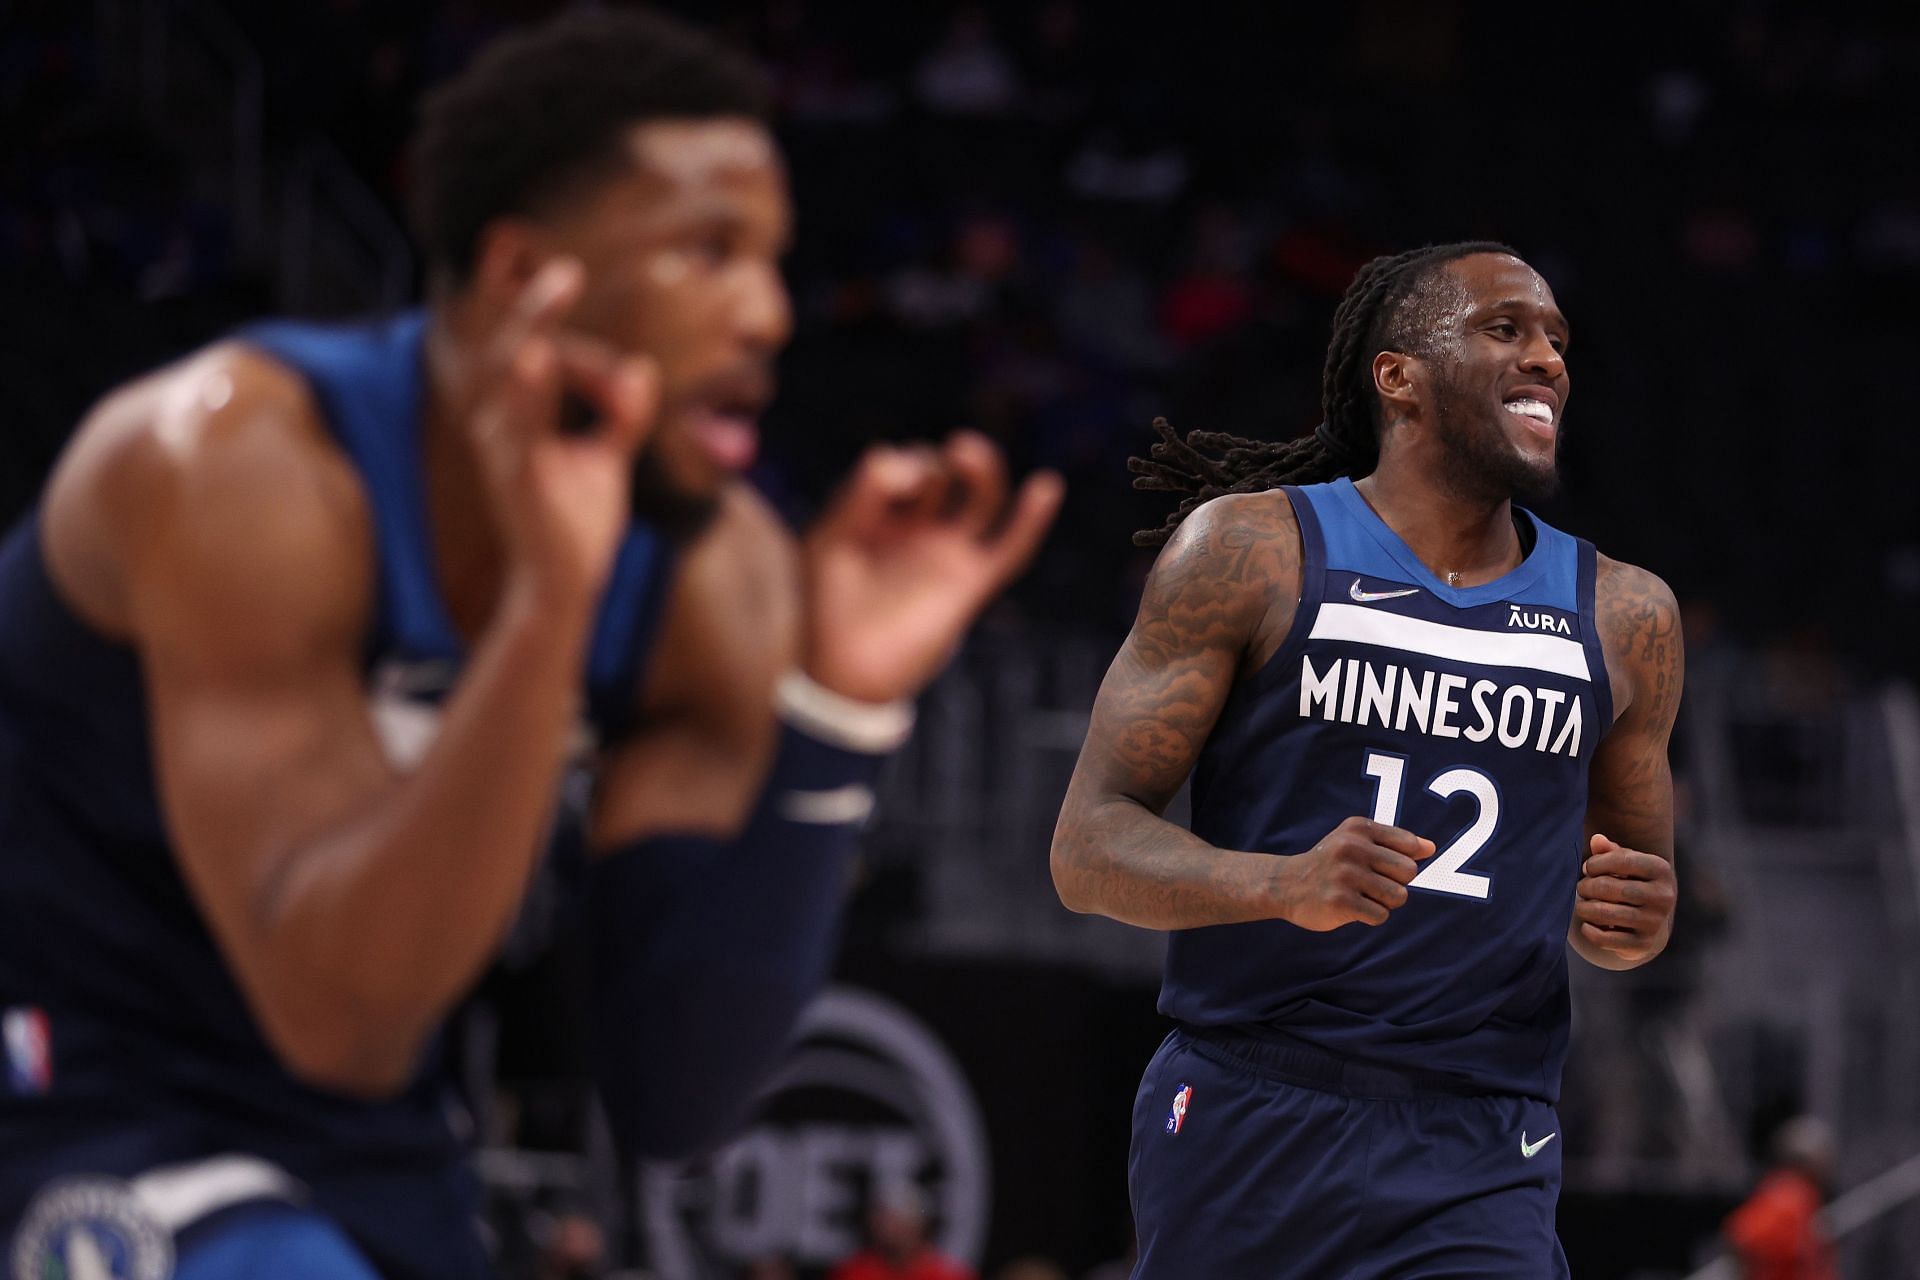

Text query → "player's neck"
[419,307,509,642]
[1352,459,1522,589]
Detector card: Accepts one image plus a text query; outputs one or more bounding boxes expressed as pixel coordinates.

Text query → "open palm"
[802,433,1063,705]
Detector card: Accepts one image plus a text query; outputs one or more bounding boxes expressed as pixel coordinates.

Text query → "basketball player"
[0,13,1059,1280]
[1051,242,1681,1278]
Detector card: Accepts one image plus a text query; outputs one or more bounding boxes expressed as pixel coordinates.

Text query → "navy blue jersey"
[1161,478,1612,1101]
[0,311,673,1278]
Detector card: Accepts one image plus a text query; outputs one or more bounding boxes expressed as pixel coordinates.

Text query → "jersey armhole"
[1577,538,1616,735]
[1229,484,1326,695]
[233,314,458,663]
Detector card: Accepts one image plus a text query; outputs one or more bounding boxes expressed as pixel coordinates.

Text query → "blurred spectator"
[828,1187,975,1280]
[533,1210,603,1280]
[914,8,1018,116]
[884,213,1022,330]
[886,255,992,329]
[1021,1,1092,125]
[741,1257,799,1280]
[1063,129,1188,205]
[1054,242,1167,373]
[1159,208,1256,351]
[1723,1116,1838,1280]
[767,5,892,125]
[13,4,1920,646]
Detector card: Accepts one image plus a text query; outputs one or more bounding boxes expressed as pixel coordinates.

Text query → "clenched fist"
[1572,833,1676,967]
[1272,817,1437,931]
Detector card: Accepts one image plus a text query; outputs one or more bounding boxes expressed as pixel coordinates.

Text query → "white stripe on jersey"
[1308,602,1591,681]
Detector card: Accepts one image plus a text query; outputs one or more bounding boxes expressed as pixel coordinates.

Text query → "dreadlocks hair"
[409,9,771,288]
[1129,239,1520,546]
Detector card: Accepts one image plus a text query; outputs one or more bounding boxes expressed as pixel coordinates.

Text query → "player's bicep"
[116,372,394,971]
[1076,615,1241,813]
[1066,496,1291,814]
[1585,560,1684,858]
[1584,719,1675,861]
[144,646,394,931]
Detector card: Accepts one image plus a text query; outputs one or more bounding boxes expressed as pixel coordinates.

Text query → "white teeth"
[1504,399,1553,424]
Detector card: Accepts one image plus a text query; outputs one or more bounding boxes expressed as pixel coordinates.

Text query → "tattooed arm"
[1051,492,1433,931]
[1572,555,1685,970]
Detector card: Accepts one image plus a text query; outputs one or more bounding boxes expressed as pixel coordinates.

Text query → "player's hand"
[468,257,659,612]
[1273,817,1437,931]
[1573,834,1676,965]
[800,431,1064,704]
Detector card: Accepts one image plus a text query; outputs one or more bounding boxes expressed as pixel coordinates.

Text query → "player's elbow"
[1049,826,1099,914]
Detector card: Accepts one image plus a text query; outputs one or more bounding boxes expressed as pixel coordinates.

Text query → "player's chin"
[629,443,725,540]
[1504,447,1560,504]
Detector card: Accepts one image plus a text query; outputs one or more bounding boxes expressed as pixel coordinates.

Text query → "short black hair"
[409,8,772,286]
[1130,240,1519,546]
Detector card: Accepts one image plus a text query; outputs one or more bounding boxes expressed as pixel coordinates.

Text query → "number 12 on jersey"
[1363,751,1499,900]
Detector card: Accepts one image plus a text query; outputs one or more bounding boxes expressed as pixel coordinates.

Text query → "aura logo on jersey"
[639,986,991,1278]
[1505,606,1573,635]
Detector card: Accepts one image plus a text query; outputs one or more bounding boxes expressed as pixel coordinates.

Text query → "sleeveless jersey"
[1161,477,1613,1101]
[0,311,674,1278]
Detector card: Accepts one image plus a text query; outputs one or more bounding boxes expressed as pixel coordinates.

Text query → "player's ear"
[1373,350,1423,420]
[468,218,549,313]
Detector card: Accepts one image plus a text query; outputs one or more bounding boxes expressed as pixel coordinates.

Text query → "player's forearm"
[586,697,903,1159]
[1051,793,1286,930]
[258,585,593,1093]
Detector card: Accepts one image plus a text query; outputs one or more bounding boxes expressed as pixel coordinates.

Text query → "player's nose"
[735,262,794,355]
[1517,331,1565,381]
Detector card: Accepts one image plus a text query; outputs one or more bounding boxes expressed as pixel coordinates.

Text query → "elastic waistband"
[1181,1023,1491,1100]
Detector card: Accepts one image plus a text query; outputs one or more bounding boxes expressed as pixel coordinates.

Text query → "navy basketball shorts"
[1128,1026,1569,1280]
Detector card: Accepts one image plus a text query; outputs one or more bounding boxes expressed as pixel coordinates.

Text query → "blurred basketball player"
[1052,243,1680,1277]
[0,12,1060,1279]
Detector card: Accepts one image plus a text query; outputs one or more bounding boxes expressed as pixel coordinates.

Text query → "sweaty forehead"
[622,117,784,195]
[1447,253,1557,313]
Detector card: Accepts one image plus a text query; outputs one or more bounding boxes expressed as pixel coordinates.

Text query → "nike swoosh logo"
[1349,577,1422,603]
[1521,1131,1557,1158]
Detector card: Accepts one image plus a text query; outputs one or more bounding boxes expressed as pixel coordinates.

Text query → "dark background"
[5,2,1917,1277]
[9,2,1920,663]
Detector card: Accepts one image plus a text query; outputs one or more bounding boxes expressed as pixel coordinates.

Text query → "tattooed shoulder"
[1594,554,1684,731]
[1138,489,1302,659]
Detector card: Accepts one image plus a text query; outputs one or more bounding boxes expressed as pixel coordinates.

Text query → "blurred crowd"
[5,3,1916,1275]
[7,1,1920,657]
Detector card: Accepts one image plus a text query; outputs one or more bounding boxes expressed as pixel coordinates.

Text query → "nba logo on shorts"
[4,1005,52,1095]
[1165,1083,1192,1134]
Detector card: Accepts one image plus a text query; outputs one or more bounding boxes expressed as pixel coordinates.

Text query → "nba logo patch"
[4,1005,52,1095]
[1165,1083,1192,1134]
